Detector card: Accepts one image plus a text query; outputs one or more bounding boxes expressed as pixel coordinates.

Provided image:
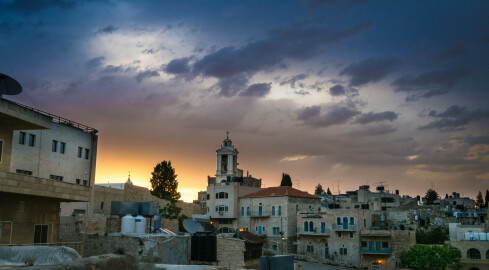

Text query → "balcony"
[332,224,356,231]
[360,249,392,254]
[250,210,271,218]
[360,230,392,237]
[0,171,90,202]
[298,229,330,236]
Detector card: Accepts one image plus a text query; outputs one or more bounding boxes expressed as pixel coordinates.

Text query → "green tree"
[476,191,484,208]
[280,173,292,187]
[314,184,324,195]
[485,190,489,208]
[425,189,439,205]
[401,244,461,270]
[150,160,181,202]
[160,201,182,219]
[416,227,448,244]
[327,187,332,195]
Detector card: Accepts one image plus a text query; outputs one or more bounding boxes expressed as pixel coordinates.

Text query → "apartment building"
[0,98,97,244]
[238,186,321,254]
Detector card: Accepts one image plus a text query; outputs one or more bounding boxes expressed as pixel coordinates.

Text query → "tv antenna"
[0,73,22,97]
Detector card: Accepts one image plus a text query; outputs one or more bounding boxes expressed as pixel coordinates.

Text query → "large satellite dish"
[0,73,22,96]
[183,219,204,234]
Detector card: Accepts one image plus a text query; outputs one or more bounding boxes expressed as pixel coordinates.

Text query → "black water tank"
[191,232,217,262]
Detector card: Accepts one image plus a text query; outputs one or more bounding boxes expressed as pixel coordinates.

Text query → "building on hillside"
[193,191,207,208]
[449,223,489,270]
[238,186,321,254]
[297,208,415,269]
[205,135,262,231]
[0,97,97,245]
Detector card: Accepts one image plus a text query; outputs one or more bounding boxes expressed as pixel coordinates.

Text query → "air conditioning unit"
[219,211,223,215]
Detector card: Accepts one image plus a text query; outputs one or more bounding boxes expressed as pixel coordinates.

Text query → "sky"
[1,0,488,202]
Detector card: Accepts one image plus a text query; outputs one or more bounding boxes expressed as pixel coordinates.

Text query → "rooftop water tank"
[486,233,489,241]
[135,215,146,234]
[474,232,480,241]
[121,214,135,234]
[479,233,487,241]
[465,232,471,241]
[153,215,161,231]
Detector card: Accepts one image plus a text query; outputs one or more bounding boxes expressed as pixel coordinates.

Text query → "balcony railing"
[360,229,392,237]
[250,210,271,217]
[332,224,356,231]
[360,248,392,254]
[298,229,330,236]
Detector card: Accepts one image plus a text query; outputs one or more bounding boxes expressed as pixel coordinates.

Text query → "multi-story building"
[449,223,489,270]
[0,97,97,244]
[205,135,262,231]
[297,208,415,269]
[239,186,321,254]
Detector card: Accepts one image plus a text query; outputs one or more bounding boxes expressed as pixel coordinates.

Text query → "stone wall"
[24,253,136,270]
[216,236,246,269]
[162,219,179,232]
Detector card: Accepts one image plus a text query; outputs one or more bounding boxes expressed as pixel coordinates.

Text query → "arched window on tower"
[278,206,282,215]
[246,207,250,216]
[272,206,275,216]
[304,221,308,232]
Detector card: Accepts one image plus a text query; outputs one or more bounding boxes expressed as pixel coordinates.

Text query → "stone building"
[0,97,96,244]
[297,208,415,269]
[239,186,321,254]
[449,223,489,270]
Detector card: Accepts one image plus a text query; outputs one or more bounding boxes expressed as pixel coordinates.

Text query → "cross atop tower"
[226,131,229,139]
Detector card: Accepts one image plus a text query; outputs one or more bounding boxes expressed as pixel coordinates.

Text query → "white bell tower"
[216,131,239,183]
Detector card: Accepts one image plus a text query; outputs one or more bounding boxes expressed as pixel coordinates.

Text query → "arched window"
[241,207,244,216]
[278,206,282,215]
[350,217,355,225]
[215,193,218,199]
[308,205,312,212]
[272,206,275,216]
[309,221,314,232]
[468,248,481,259]
[296,204,299,212]
[487,250,489,260]
[304,221,308,232]
[246,207,250,216]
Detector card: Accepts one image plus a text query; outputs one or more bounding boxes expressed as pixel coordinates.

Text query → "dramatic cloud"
[97,24,118,34]
[136,70,160,83]
[329,84,346,96]
[297,105,360,128]
[192,20,372,95]
[355,111,398,124]
[239,83,271,97]
[86,56,105,70]
[419,105,489,131]
[280,73,309,88]
[464,135,489,146]
[393,68,471,92]
[431,45,468,62]
[405,89,451,102]
[339,57,400,87]
[164,57,192,75]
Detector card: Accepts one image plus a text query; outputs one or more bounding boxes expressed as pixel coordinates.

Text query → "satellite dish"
[183,219,204,234]
[0,73,22,96]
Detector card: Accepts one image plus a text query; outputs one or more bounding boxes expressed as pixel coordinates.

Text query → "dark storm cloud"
[405,89,451,102]
[86,56,105,70]
[297,105,360,128]
[192,20,372,96]
[164,57,192,75]
[294,90,310,96]
[216,74,249,97]
[431,45,468,62]
[419,105,489,131]
[280,73,309,88]
[97,24,118,34]
[239,83,272,97]
[2,0,77,14]
[392,67,471,92]
[464,135,489,146]
[329,84,345,96]
[136,70,160,83]
[355,111,398,124]
[339,57,400,87]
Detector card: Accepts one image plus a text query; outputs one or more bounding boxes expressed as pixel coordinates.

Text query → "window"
[52,140,58,152]
[49,175,63,181]
[309,221,314,232]
[321,222,326,234]
[100,202,104,209]
[325,243,329,258]
[296,204,299,212]
[350,217,355,225]
[16,169,32,175]
[29,134,36,147]
[337,217,341,225]
[349,232,353,238]
[34,224,48,244]
[84,148,90,159]
[78,147,83,158]
[76,179,81,185]
[382,242,389,248]
[272,206,275,216]
[278,206,282,215]
[306,245,314,253]
[241,207,244,216]
[273,243,278,251]
[246,207,250,216]
[0,140,3,163]
[83,180,88,186]
[60,142,66,154]
[361,241,367,248]
[304,221,308,232]
[340,247,347,255]
[363,219,366,228]
[207,194,210,200]
[338,232,342,237]
[19,132,26,145]
[467,248,481,259]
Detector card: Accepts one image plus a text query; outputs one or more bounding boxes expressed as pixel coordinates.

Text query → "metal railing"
[332,224,356,231]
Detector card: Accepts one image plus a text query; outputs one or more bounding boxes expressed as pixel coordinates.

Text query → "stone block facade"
[216,236,246,269]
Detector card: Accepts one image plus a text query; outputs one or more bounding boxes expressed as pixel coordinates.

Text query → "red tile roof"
[239,230,265,244]
[240,186,319,199]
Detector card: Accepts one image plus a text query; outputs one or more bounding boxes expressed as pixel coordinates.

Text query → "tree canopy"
[425,189,439,205]
[150,160,181,202]
[327,187,332,195]
[401,244,461,270]
[416,227,448,244]
[476,191,484,208]
[280,173,292,187]
[314,184,324,195]
[485,190,489,208]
